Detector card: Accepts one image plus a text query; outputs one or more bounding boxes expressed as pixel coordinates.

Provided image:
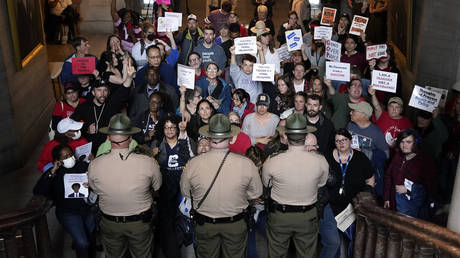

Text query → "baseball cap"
[187,14,197,21]
[348,102,373,118]
[229,23,240,33]
[64,83,79,93]
[388,96,403,106]
[57,118,83,134]
[256,93,270,106]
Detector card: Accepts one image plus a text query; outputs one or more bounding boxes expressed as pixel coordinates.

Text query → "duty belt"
[272,201,316,213]
[194,211,246,224]
[102,209,151,223]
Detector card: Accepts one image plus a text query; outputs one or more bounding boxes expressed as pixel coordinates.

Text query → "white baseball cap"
[187,14,197,21]
[57,118,83,134]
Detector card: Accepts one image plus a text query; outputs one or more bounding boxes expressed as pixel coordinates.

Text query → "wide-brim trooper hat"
[277,113,317,134]
[99,113,141,135]
[199,114,240,139]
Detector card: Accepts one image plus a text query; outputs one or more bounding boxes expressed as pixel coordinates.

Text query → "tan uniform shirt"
[180,148,263,218]
[88,148,162,216]
[262,145,328,206]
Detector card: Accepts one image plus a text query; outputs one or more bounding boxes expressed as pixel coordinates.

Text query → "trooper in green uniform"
[263,113,329,257]
[180,114,263,258]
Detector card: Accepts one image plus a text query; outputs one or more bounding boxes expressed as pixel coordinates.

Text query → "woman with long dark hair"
[196,62,232,114]
[186,99,216,141]
[274,75,295,116]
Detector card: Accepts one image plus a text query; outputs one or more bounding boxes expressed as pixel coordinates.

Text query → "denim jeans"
[395,182,426,218]
[247,210,267,258]
[319,204,341,258]
[55,209,95,258]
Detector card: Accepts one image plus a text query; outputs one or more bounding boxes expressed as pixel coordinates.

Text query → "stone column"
[447,157,460,233]
[80,0,125,33]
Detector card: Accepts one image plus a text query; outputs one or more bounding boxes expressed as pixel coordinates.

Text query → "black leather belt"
[194,211,246,224]
[272,202,316,213]
[102,209,151,223]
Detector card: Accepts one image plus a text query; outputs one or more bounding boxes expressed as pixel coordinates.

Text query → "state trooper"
[180,113,263,258]
[88,113,162,258]
[263,113,329,257]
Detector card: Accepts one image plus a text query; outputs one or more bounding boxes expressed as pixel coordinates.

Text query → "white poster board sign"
[165,12,183,27]
[275,44,291,61]
[314,26,333,40]
[157,17,179,32]
[371,70,398,93]
[285,29,302,51]
[234,36,257,55]
[366,44,387,60]
[349,15,369,36]
[408,85,442,112]
[326,61,350,82]
[75,142,92,163]
[425,86,448,108]
[252,63,275,82]
[325,40,342,62]
[64,174,89,199]
[335,204,356,232]
[177,64,196,89]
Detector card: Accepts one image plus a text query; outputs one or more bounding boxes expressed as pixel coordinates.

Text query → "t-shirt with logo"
[374,109,413,147]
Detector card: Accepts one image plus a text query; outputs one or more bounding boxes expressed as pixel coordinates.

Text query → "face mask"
[72,130,81,140]
[147,34,155,41]
[231,122,240,127]
[62,156,76,169]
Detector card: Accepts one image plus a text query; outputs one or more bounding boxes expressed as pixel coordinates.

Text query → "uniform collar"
[287,145,305,152]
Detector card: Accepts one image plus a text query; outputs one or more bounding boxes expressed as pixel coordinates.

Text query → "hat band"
[286,126,306,131]
[108,127,132,133]
[209,128,231,135]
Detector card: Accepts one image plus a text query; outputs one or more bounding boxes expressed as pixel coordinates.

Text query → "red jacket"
[231,102,255,122]
[37,138,88,172]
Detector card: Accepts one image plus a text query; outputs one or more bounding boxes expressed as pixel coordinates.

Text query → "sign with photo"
[64,173,88,199]
[349,15,369,36]
[320,7,337,26]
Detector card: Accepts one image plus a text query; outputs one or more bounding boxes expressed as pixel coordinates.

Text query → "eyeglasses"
[164,126,177,130]
[189,58,199,62]
[335,138,349,144]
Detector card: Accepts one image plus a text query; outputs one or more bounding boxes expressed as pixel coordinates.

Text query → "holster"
[244,207,256,232]
[190,209,204,226]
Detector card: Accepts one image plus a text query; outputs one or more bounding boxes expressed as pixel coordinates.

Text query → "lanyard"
[93,103,105,132]
[337,150,352,186]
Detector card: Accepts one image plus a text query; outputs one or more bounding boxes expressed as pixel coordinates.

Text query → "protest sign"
[252,64,275,82]
[234,36,257,55]
[165,12,182,27]
[325,40,342,62]
[285,29,302,51]
[371,70,398,93]
[326,61,350,81]
[177,64,196,89]
[426,86,449,108]
[75,142,92,163]
[72,57,96,75]
[320,7,337,26]
[275,44,291,61]
[408,85,442,112]
[349,15,369,36]
[314,26,333,40]
[335,204,356,232]
[157,17,178,32]
[156,0,171,4]
[64,174,89,199]
[366,44,387,60]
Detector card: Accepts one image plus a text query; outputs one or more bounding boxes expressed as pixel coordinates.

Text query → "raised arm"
[111,0,119,22]
[368,85,382,120]
[323,76,336,95]
[230,45,236,65]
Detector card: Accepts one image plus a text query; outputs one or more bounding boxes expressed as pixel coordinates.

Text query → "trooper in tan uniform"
[180,114,263,258]
[263,113,329,258]
[88,114,162,258]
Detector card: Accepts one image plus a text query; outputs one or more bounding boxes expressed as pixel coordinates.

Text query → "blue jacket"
[60,53,98,85]
[196,77,231,115]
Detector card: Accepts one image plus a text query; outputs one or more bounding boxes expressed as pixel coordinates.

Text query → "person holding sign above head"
[34,144,95,258]
[193,25,227,76]
[230,46,263,104]
[61,36,98,86]
[368,86,412,152]
[365,44,402,104]
[196,62,232,114]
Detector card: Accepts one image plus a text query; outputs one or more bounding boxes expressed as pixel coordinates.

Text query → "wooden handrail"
[353,192,460,257]
[0,195,54,258]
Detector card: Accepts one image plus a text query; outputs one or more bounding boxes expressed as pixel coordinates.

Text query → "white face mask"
[62,156,76,169]
[72,130,81,140]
